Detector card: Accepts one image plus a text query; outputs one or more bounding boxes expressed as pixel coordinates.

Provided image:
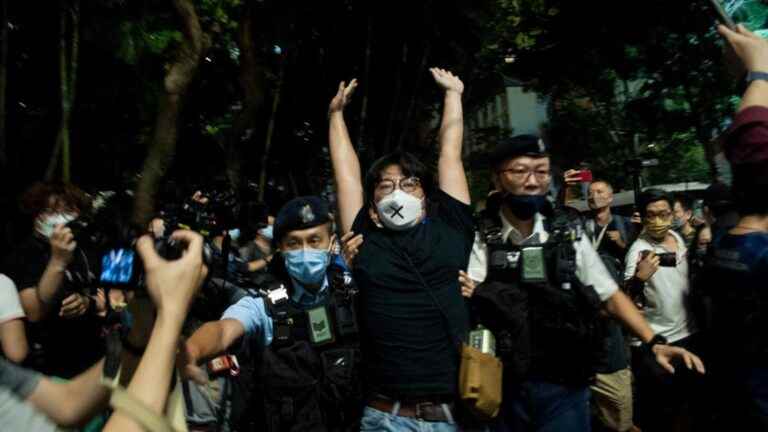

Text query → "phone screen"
[709,0,736,29]
[100,248,136,285]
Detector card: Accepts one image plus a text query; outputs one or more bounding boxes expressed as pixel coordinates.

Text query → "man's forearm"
[604,290,655,343]
[28,359,109,427]
[438,91,463,160]
[186,320,233,364]
[329,112,364,233]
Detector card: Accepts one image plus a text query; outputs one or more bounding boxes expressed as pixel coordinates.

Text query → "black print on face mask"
[388,204,405,219]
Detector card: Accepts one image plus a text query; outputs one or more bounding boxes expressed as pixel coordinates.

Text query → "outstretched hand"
[430,67,464,94]
[136,230,208,320]
[652,344,706,375]
[329,79,358,115]
[718,24,768,72]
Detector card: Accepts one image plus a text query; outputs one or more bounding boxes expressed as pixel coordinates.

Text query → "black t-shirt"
[4,236,104,378]
[352,189,473,398]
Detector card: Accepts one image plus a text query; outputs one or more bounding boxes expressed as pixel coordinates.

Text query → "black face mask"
[502,194,549,220]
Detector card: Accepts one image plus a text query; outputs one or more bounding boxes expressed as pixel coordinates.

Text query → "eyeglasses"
[499,168,551,181]
[645,211,672,221]
[375,177,421,195]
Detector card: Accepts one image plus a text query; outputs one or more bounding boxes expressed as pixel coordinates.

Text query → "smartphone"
[100,248,138,287]
[578,169,593,183]
[708,0,736,29]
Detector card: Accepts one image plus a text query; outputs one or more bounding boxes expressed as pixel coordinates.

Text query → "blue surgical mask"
[258,225,274,240]
[228,228,241,241]
[283,248,330,287]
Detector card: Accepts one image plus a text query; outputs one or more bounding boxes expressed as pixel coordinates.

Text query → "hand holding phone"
[708,0,736,30]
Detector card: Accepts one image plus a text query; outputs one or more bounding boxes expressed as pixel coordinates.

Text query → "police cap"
[272,196,332,245]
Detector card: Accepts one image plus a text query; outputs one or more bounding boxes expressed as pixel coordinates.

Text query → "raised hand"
[430,67,464,94]
[718,24,768,72]
[136,230,208,320]
[328,79,358,115]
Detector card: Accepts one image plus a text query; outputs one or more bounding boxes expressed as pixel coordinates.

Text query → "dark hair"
[637,188,673,217]
[364,151,435,204]
[733,161,768,216]
[673,193,693,213]
[20,181,91,217]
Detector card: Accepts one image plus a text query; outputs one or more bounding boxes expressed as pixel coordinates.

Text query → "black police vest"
[253,263,362,432]
[478,208,605,386]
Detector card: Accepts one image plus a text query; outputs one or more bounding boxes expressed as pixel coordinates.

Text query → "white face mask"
[376,189,424,231]
[35,213,77,238]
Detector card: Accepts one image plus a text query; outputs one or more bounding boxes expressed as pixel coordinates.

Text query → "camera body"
[657,252,677,267]
[640,250,677,267]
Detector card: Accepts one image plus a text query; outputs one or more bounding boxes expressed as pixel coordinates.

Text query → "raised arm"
[328,80,364,234]
[19,225,75,322]
[104,231,207,432]
[718,24,768,111]
[431,67,470,205]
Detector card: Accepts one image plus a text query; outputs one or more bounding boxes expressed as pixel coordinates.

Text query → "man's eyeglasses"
[499,168,551,181]
[375,177,421,195]
[645,211,673,221]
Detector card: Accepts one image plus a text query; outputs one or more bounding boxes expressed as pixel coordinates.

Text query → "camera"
[657,252,677,267]
[640,250,677,267]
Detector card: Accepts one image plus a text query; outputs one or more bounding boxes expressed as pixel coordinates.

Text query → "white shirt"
[623,231,695,344]
[468,211,619,302]
[0,275,24,325]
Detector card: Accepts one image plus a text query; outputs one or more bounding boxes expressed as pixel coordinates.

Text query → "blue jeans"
[494,380,590,432]
[360,406,458,432]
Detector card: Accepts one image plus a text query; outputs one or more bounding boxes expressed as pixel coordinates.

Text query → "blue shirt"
[220,255,344,350]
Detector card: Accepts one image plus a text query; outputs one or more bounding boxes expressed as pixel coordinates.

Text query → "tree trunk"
[356,13,373,152]
[224,1,267,192]
[0,0,8,169]
[397,43,430,151]
[257,57,286,202]
[383,42,407,154]
[46,0,79,182]
[132,0,207,225]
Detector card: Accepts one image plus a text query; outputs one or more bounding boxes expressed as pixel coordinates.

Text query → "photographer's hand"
[59,292,90,318]
[50,224,76,266]
[20,225,77,322]
[635,251,660,282]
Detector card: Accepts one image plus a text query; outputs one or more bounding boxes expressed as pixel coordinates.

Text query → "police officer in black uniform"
[180,196,361,431]
[467,135,705,432]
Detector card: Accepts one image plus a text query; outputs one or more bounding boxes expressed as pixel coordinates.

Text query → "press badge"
[521,246,547,283]
[307,306,335,345]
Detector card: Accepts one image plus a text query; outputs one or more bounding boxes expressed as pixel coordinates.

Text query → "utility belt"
[367,394,455,423]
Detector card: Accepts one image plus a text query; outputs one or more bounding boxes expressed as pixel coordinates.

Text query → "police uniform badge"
[300,204,315,224]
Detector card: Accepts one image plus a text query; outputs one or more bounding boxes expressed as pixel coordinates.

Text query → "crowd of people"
[0,24,766,432]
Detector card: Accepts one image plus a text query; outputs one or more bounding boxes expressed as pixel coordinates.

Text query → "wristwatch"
[642,334,668,354]
[746,71,768,84]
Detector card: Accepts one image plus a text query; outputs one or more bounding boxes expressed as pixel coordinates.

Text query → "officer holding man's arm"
[180,196,361,431]
[468,135,704,432]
